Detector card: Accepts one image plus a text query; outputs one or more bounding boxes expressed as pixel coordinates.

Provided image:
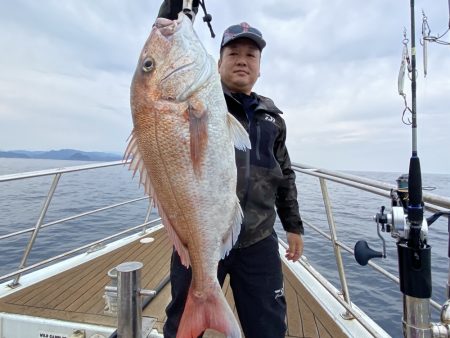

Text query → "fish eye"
[142,57,154,72]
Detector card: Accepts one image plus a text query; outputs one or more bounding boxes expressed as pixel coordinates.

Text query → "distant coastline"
[0,149,122,162]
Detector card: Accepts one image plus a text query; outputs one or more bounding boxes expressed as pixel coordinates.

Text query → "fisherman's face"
[218,38,261,95]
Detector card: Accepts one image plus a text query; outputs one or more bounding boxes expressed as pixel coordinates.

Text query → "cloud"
[0,0,449,173]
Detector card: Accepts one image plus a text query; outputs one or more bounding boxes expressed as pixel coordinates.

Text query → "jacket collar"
[222,82,283,115]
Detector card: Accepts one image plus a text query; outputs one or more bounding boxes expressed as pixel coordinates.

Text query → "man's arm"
[274,118,303,234]
[158,0,199,19]
[274,117,304,261]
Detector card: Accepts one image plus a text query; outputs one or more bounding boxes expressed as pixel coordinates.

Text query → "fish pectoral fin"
[188,101,208,177]
[227,113,251,151]
[188,98,207,119]
[221,197,243,259]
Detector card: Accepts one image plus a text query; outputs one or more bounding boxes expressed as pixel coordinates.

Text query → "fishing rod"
[397,0,433,326]
[180,0,215,37]
[406,0,424,250]
[158,0,215,37]
[354,0,450,336]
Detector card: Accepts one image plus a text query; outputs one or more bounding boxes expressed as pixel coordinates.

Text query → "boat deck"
[0,227,345,338]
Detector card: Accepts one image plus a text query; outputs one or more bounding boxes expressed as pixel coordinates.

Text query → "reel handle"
[354,240,383,266]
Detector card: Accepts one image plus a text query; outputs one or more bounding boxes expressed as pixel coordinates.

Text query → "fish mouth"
[160,62,196,83]
[154,17,183,37]
[156,14,213,102]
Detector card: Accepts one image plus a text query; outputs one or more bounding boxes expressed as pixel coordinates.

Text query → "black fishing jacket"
[224,86,304,248]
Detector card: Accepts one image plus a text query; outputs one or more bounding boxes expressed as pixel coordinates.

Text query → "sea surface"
[0,157,449,337]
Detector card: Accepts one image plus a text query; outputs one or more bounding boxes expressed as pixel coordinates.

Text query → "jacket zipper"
[237,114,252,248]
[241,115,251,212]
[255,121,261,161]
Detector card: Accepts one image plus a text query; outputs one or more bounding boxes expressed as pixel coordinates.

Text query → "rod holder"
[104,262,157,337]
[117,261,144,338]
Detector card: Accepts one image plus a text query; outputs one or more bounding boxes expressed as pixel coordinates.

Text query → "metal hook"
[402,106,413,125]
[403,28,409,45]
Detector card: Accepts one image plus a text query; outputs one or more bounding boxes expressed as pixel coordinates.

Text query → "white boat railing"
[0,160,157,286]
[293,163,450,212]
[291,162,450,313]
[1,160,449,336]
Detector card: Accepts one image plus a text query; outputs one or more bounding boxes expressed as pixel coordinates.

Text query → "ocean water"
[0,157,449,337]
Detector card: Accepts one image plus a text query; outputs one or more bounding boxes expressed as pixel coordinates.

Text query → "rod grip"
[408,156,423,228]
[408,156,422,206]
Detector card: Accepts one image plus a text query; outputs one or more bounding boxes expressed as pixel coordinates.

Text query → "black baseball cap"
[220,22,266,51]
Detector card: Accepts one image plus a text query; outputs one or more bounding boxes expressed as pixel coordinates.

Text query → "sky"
[0,0,449,174]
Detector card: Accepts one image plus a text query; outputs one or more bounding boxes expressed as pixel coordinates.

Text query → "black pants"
[163,232,287,338]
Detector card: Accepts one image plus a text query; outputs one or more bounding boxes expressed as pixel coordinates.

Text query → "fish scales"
[126,13,250,338]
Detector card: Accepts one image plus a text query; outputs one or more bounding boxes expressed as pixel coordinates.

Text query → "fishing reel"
[354,175,429,266]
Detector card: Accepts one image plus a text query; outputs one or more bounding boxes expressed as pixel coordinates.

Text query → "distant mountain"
[0,149,122,162]
[0,151,30,159]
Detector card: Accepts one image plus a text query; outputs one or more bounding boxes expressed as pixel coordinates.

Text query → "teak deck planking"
[0,227,346,337]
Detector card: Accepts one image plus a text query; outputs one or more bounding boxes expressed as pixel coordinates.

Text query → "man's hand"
[158,0,199,20]
[285,232,303,262]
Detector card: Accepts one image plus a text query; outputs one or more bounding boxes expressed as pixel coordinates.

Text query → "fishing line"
[398,29,413,125]
[182,0,214,37]
[420,9,450,78]
[198,0,215,38]
[422,11,450,45]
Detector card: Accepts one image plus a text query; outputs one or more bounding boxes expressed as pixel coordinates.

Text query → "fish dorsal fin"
[124,131,152,195]
[220,196,243,259]
[188,100,208,178]
[124,131,191,267]
[227,113,251,151]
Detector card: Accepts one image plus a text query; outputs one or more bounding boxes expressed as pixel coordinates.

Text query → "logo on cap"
[220,22,266,50]
[241,22,250,32]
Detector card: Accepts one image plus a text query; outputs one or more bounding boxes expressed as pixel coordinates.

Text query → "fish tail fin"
[227,113,251,151]
[177,285,241,338]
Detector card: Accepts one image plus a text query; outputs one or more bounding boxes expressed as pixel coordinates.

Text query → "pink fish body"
[125,13,250,338]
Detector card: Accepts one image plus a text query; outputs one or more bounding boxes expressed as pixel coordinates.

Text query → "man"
[159,4,304,338]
